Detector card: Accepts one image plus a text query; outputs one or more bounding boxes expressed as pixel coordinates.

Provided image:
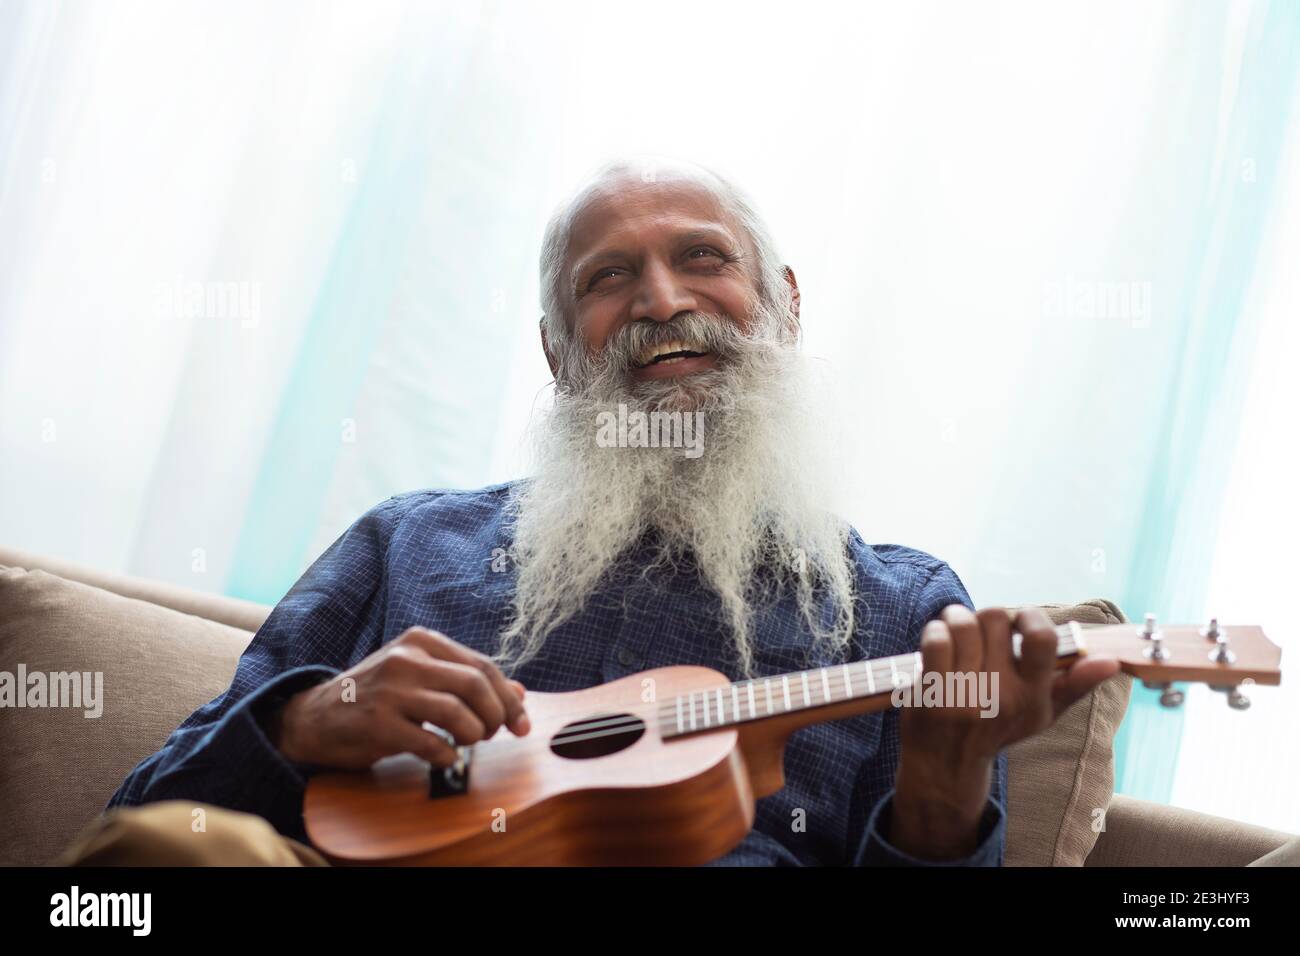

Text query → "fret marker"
[801,671,811,706]
[842,664,853,697]
[764,679,774,714]
[688,692,697,731]
[864,660,876,694]
[781,675,792,711]
[747,681,757,718]
[702,690,711,727]
[731,685,740,722]
[820,668,832,702]
[716,688,725,723]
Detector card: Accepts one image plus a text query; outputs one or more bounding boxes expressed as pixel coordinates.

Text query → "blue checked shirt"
[109,481,1008,866]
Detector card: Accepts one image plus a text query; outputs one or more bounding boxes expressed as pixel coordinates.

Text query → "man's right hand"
[269,627,530,770]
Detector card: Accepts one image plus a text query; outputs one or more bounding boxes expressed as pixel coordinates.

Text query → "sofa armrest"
[1086,793,1295,866]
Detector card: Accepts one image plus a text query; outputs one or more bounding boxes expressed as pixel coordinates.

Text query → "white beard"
[498,304,856,677]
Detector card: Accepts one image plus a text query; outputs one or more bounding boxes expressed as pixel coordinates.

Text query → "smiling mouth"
[633,339,713,369]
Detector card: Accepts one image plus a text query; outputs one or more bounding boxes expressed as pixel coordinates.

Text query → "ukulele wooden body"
[304,666,759,866]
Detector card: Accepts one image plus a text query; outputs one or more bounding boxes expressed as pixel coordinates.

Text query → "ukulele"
[303,615,1281,865]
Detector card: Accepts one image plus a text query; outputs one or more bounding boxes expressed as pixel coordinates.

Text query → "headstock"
[1070,614,1280,710]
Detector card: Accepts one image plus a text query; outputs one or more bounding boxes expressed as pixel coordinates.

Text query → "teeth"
[636,339,708,366]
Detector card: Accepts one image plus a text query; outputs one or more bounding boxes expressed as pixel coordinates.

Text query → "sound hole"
[549,713,646,760]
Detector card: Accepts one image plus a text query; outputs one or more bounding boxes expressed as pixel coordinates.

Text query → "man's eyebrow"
[569,225,740,289]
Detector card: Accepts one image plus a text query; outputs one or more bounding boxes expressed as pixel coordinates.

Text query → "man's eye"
[588,268,621,289]
[687,246,724,260]
[586,249,725,292]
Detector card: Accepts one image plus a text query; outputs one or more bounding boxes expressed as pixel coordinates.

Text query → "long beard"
[497,304,856,677]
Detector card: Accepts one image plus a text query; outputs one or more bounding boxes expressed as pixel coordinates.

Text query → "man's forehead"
[565,173,742,268]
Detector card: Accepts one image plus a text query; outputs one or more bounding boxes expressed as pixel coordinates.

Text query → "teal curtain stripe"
[225,39,460,606]
[1114,0,1300,801]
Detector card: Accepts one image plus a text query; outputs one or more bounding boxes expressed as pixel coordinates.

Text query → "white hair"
[494,158,859,676]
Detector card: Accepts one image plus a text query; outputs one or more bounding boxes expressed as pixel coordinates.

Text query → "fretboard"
[658,622,1088,739]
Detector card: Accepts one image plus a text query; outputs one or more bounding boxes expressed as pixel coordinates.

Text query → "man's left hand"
[888,605,1121,860]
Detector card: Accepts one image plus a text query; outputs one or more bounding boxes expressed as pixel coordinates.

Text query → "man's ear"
[783,266,802,339]
[539,315,560,378]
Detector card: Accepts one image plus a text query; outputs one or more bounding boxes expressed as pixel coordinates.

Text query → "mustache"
[600,312,752,372]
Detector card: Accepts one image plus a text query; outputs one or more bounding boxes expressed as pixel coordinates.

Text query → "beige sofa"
[0,545,1293,866]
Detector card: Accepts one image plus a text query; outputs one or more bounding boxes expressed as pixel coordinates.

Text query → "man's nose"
[629,258,698,323]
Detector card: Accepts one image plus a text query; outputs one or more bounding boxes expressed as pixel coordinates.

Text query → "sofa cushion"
[1004,599,1133,866]
[0,565,251,865]
[1088,793,1295,866]
[0,546,271,633]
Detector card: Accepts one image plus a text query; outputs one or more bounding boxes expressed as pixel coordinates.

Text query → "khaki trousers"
[57,801,329,867]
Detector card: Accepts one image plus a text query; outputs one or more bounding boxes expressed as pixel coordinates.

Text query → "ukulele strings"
[487,623,1084,734]
[517,626,1084,745]
[457,634,1082,769]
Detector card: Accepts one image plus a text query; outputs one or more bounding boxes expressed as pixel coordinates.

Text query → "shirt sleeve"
[854,755,1008,866]
[850,560,1009,866]
[104,497,405,842]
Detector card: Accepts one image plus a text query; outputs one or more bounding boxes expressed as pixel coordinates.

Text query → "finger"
[405,629,530,735]
[919,620,954,686]
[1050,658,1122,719]
[438,660,511,737]
[941,605,984,676]
[510,680,527,701]
[1013,606,1058,684]
[379,714,461,767]
[976,606,1014,674]
[400,689,489,745]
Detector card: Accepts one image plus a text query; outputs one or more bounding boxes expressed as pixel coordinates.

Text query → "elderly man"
[63,157,1117,867]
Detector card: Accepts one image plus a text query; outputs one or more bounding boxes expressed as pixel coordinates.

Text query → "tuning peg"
[1203,618,1237,665]
[1211,683,1252,711]
[1144,680,1184,708]
[1141,614,1170,661]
